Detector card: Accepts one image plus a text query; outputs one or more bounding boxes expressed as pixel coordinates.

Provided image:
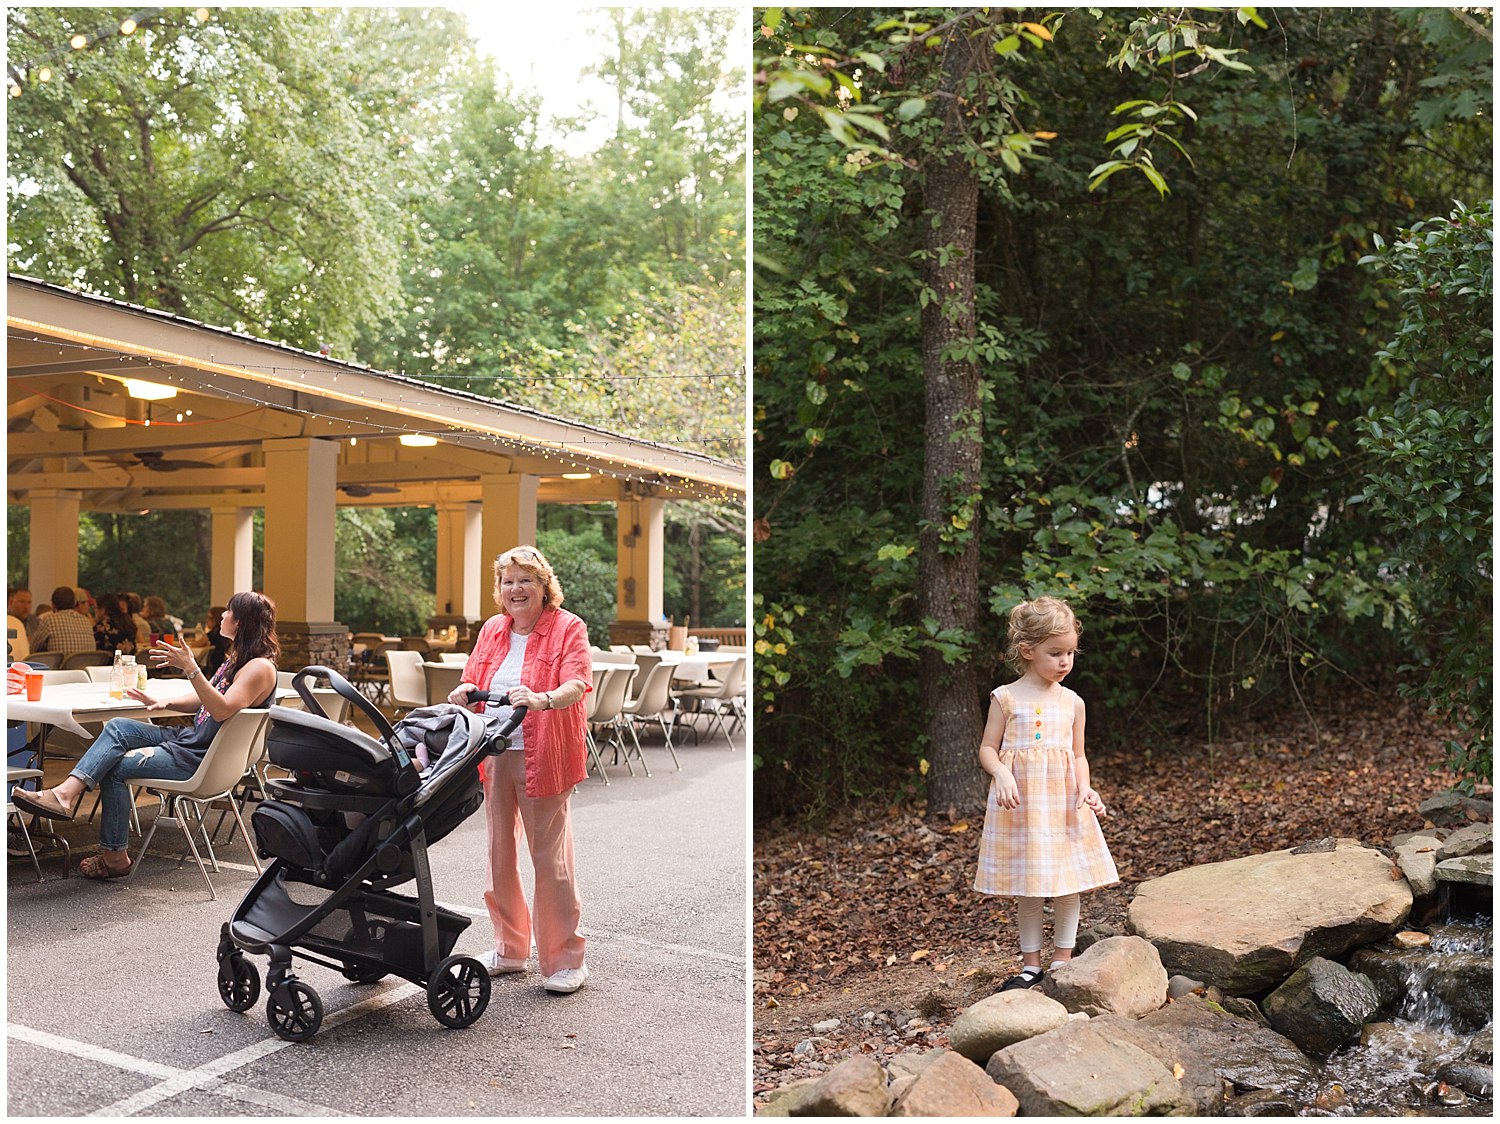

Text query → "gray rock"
[947,990,1070,1063]
[811,1018,842,1033]
[1418,791,1493,827]
[1466,1027,1493,1064]
[1437,821,1492,859]
[1041,935,1168,1018]
[1263,957,1380,1057]
[756,1078,819,1117]
[1435,853,1493,886]
[1220,995,1272,1028]
[1127,839,1412,995]
[887,1047,947,1081]
[1168,974,1205,999]
[792,1056,891,1117]
[1139,996,1320,1101]
[1084,1012,1227,1113]
[890,1049,1019,1117]
[1224,1088,1303,1116]
[1074,922,1122,954]
[1392,829,1444,898]
[986,1020,1195,1116]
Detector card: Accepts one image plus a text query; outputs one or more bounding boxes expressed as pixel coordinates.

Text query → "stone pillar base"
[277,621,349,675]
[608,620,671,651]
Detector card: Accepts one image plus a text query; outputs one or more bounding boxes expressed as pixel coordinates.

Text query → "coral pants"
[482,750,586,977]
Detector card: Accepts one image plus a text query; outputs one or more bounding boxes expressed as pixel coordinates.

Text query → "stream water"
[1304,908,1492,1117]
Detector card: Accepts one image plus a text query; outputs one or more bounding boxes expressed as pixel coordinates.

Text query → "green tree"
[753,6,1491,819]
[1356,202,1493,788]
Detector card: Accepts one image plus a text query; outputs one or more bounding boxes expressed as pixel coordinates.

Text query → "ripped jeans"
[71,718,197,852]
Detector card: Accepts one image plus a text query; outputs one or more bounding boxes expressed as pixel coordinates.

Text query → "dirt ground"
[751,692,1471,1101]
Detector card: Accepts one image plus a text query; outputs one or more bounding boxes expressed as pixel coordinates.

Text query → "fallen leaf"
[1172,1063,1185,1079]
[948,821,970,833]
[910,949,931,961]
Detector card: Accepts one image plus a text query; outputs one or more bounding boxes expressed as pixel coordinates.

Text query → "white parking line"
[7,982,419,1118]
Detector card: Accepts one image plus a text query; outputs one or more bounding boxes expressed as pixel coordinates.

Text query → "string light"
[8,330,747,502]
[119,18,137,35]
[69,34,88,49]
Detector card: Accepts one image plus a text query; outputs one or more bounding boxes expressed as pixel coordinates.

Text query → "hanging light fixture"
[125,378,177,400]
[399,433,437,447]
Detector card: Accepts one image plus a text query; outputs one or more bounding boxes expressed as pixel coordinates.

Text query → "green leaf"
[1000,148,1023,175]
[896,97,927,121]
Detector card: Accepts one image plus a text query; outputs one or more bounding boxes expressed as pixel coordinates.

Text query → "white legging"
[1017,894,1081,954]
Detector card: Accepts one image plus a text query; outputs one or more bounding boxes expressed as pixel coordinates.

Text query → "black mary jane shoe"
[998,968,1046,992]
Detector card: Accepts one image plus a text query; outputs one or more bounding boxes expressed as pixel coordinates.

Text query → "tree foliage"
[1355,202,1493,790]
[7,7,746,636]
[753,6,1492,818]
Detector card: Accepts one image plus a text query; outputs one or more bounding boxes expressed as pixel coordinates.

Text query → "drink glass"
[24,670,43,701]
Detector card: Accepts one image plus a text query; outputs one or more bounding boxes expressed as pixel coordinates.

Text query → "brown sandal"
[79,854,132,880]
[11,787,81,821]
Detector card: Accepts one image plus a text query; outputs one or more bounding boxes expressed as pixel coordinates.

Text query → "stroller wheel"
[426,954,491,1029]
[266,979,324,1042]
[217,954,260,1013]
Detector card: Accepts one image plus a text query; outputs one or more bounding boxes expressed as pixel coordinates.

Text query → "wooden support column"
[209,506,254,607]
[435,500,484,623]
[479,474,539,614]
[26,489,81,601]
[262,437,344,671]
[611,493,667,649]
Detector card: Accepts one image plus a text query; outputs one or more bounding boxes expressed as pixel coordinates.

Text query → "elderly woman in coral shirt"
[448,545,593,994]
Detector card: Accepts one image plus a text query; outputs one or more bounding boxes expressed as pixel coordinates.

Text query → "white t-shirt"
[484,632,527,752]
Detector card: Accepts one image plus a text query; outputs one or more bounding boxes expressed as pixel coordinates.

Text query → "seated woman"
[94,592,138,654]
[142,595,180,643]
[12,592,279,879]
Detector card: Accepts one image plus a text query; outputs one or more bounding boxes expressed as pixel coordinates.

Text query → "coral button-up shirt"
[463,607,592,798]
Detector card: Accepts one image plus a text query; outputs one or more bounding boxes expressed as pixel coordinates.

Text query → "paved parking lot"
[7,725,748,1117]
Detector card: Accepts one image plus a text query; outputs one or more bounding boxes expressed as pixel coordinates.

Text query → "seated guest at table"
[142,595,180,642]
[198,606,231,670]
[12,591,279,879]
[447,545,593,994]
[94,592,139,654]
[124,592,152,650]
[8,587,38,642]
[31,586,98,657]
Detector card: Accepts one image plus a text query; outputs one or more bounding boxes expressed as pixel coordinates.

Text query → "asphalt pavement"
[6,721,749,1118]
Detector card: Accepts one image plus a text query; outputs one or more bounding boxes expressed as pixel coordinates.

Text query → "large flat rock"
[1435,854,1493,886]
[1127,839,1412,995]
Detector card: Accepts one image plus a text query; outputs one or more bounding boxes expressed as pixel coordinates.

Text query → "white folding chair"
[675,656,746,750]
[125,708,269,900]
[621,661,681,771]
[588,665,643,777]
[385,649,428,715]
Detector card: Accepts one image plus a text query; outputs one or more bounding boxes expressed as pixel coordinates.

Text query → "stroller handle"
[465,693,527,739]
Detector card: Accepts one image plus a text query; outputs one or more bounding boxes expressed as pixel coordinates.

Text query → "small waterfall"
[1311,913,1493,1116]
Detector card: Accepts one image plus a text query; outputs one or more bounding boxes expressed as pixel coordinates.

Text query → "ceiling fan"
[338,483,402,497]
[124,450,216,472]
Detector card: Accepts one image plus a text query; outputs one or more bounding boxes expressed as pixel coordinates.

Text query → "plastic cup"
[24,670,43,701]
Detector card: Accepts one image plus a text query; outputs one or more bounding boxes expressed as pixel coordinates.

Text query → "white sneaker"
[479,949,527,976]
[543,963,589,994]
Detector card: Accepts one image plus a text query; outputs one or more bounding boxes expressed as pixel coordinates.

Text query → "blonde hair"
[493,545,565,612]
[1004,596,1081,671]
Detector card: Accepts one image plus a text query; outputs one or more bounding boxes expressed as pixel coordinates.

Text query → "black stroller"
[214,666,520,1042]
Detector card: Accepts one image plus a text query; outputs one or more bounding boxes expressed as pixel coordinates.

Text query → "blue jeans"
[72,719,197,852]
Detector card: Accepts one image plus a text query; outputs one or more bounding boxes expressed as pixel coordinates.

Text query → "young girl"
[974,596,1117,990]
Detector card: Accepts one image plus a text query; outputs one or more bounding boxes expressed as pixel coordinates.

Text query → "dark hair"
[225,591,279,677]
[50,586,76,611]
[102,593,133,630]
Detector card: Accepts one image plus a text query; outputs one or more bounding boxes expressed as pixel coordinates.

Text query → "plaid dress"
[974,683,1118,898]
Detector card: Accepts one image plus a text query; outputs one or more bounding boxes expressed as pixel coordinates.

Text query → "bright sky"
[440,4,747,155]
[443,3,619,153]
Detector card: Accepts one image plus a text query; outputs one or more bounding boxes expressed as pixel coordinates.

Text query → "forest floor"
[751,692,1473,1103]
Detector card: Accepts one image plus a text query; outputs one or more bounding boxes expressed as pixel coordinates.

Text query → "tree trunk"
[918,30,988,813]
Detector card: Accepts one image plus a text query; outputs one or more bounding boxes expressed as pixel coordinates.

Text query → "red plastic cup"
[24,669,43,701]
